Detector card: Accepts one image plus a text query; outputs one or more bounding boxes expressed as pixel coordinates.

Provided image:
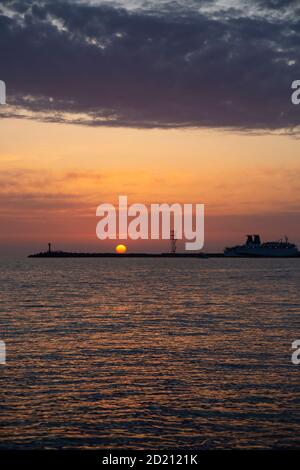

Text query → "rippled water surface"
[1,258,300,449]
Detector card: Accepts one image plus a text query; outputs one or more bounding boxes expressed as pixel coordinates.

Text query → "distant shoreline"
[28,252,300,258]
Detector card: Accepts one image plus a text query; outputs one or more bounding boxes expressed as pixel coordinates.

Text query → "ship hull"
[224,247,299,257]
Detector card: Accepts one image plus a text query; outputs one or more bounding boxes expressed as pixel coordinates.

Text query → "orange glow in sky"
[0,118,300,254]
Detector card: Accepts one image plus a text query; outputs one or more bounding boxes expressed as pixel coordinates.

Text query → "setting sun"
[115,244,127,254]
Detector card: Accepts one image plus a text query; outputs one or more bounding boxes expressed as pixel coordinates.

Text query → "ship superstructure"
[224,234,299,257]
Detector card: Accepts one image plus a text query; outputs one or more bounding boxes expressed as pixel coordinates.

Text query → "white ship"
[224,234,299,257]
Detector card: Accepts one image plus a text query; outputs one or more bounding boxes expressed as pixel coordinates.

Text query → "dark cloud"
[0,0,300,130]
[253,0,299,9]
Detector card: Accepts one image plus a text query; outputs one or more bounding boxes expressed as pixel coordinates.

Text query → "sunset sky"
[0,0,300,254]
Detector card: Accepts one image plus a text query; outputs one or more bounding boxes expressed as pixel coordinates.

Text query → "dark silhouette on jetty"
[29,252,212,258]
[29,243,210,258]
